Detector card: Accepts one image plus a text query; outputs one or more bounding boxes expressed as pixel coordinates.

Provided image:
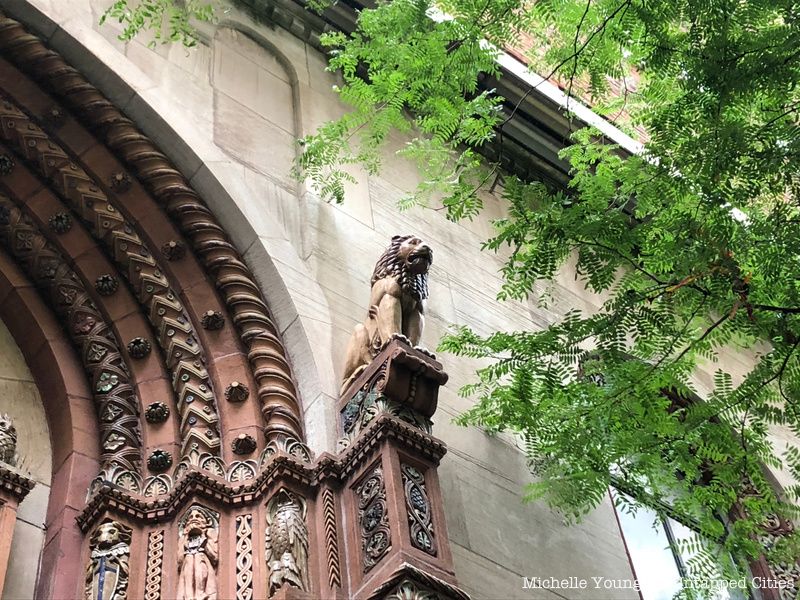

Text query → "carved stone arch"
[0,2,341,455]
[0,250,100,599]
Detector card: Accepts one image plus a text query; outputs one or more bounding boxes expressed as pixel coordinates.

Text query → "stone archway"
[0,11,312,598]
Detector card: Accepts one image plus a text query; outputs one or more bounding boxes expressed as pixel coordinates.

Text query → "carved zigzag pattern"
[322,488,342,588]
[0,195,141,472]
[0,99,220,461]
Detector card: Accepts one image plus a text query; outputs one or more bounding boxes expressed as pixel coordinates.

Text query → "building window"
[613,491,749,600]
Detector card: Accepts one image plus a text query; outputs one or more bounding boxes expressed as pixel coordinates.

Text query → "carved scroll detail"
[357,465,391,572]
[339,388,431,452]
[0,16,307,457]
[235,515,254,600]
[266,489,309,595]
[322,488,341,588]
[84,520,132,600]
[144,530,164,600]
[0,97,219,466]
[177,505,219,600]
[402,464,437,556]
[0,195,141,480]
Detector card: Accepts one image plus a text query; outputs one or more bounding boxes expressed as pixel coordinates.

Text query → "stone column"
[0,463,35,598]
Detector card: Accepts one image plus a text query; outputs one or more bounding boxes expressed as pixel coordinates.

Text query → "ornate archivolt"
[0,14,306,458]
[0,96,221,473]
[0,9,309,493]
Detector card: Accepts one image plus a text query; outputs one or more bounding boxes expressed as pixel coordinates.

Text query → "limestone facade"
[0,0,790,599]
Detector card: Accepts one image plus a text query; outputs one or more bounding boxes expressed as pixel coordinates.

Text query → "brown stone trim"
[0,135,180,464]
[0,194,142,478]
[0,12,306,455]
[0,93,221,469]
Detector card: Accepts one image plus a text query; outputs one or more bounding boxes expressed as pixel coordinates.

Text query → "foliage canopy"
[103,0,800,590]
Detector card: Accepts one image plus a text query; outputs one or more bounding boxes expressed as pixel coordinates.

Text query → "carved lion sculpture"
[341,235,433,393]
[85,520,132,600]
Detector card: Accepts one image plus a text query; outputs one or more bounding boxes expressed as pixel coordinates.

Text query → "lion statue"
[341,235,433,393]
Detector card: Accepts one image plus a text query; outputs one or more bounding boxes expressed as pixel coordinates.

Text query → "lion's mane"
[371,235,430,302]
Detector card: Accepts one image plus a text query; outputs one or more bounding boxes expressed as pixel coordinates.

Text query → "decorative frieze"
[266,489,309,594]
[84,520,131,600]
[357,466,391,572]
[339,388,431,452]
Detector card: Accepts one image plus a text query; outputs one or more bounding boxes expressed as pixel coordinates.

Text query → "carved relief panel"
[177,505,220,600]
[401,464,437,557]
[265,488,309,595]
[357,465,392,573]
[84,520,132,600]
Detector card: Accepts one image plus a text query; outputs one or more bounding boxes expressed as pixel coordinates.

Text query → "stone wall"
[4,0,790,597]
[0,319,50,600]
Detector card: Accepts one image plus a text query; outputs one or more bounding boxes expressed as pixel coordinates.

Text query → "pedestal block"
[334,338,469,600]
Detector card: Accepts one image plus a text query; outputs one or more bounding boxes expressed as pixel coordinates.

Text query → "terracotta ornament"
[322,488,341,588]
[144,530,165,600]
[357,466,391,572]
[84,520,132,600]
[402,464,436,556]
[265,488,309,594]
[235,515,254,600]
[177,506,219,600]
[341,235,432,393]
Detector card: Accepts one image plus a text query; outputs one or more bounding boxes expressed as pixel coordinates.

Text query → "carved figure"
[341,235,433,392]
[265,489,309,594]
[177,506,219,600]
[0,413,17,465]
[84,520,132,600]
